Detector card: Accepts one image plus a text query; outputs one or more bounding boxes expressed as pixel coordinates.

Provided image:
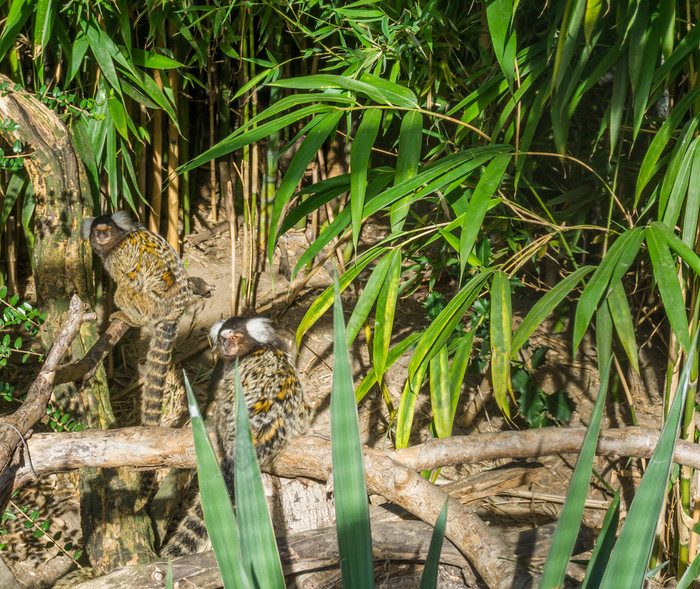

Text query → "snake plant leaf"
[539,357,612,589]
[331,276,374,588]
[234,364,286,588]
[599,334,697,589]
[184,372,251,589]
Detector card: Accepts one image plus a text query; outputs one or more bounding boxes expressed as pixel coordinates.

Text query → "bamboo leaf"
[627,2,648,95]
[606,281,639,374]
[180,103,343,174]
[459,154,511,281]
[659,122,699,224]
[677,550,700,589]
[272,73,418,108]
[293,148,509,277]
[681,137,700,247]
[609,55,627,153]
[429,345,451,438]
[268,110,344,262]
[584,0,604,45]
[650,221,700,277]
[631,18,662,140]
[0,0,32,62]
[0,175,27,229]
[599,334,697,589]
[372,249,402,382]
[33,0,54,58]
[512,266,594,355]
[573,228,645,354]
[390,110,423,231]
[490,271,513,417]
[355,333,422,403]
[448,331,477,423]
[346,252,393,346]
[539,358,612,589]
[646,226,691,352]
[595,305,612,375]
[653,21,700,83]
[331,277,374,588]
[485,0,516,89]
[635,87,700,204]
[72,118,100,199]
[398,270,493,447]
[84,20,122,99]
[295,247,388,349]
[551,0,587,92]
[234,365,285,588]
[107,97,129,142]
[581,490,620,589]
[131,48,185,69]
[350,108,382,249]
[408,270,493,384]
[659,1,675,60]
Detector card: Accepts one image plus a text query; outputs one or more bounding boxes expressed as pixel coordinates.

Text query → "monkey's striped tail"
[137,319,178,508]
[142,319,178,426]
[161,496,210,557]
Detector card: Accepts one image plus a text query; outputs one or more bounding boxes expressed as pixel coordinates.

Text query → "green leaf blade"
[331,276,374,588]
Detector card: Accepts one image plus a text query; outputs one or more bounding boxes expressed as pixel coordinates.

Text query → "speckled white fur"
[111,210,139,231]
[80,218,94,240]
[209,319,226,344]
[246,318,276,344]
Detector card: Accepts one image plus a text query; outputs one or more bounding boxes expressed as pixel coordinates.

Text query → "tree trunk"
[0,75,156,571]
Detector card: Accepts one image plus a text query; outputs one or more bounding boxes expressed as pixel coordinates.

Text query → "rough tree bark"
[0,76,156,571]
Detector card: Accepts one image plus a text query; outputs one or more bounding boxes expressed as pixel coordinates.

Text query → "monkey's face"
[82,213,130,256]
[91,223,115,247]
[217,327,259,359]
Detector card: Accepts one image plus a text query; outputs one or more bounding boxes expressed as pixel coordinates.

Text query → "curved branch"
[9,424,695,588]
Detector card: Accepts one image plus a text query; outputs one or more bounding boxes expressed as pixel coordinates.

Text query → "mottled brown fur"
[82,211,191,426]
[162,317,309,557]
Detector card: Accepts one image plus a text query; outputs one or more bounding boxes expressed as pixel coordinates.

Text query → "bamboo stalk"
[149,69,164,233]
[207,47,218,223]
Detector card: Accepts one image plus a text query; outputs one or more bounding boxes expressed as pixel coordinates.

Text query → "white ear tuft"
[111,210,138,231]
[246,318,276,344]
[80,218,94,240]
[209,319,226,344]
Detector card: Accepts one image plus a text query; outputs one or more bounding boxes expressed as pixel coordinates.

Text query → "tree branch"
[10,425,700,492]
[10,424,695,588]
[0,295,89,474]
[53,317,131,385]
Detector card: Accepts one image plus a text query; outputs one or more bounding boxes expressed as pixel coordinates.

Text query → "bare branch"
[53,316,131,385]
[10,425,700,491]
[0,295,89,474]
[10,424,699,588]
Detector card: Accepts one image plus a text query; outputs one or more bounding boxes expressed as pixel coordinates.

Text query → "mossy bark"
[0,75,156,570]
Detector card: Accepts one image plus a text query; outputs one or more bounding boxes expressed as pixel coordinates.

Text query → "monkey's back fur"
[84,214,191,426]
[162,343,310,557]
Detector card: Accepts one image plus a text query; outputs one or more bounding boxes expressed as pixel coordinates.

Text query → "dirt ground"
[0,208,670,588]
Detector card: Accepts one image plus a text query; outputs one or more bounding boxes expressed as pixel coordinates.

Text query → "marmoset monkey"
[81,211,192,426]
[162,316,310,557]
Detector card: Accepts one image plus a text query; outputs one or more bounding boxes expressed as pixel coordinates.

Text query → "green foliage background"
[2,0,700,580]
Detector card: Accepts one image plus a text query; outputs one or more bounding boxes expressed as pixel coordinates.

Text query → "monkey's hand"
[109,310,140,327]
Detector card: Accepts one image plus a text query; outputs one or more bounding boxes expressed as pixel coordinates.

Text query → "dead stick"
[11,426,700,491]
[0,295,89,473]
[53,316,131,385]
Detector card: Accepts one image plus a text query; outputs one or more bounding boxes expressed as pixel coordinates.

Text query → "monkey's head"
[81,211,139,256]
[210,317,283,360]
